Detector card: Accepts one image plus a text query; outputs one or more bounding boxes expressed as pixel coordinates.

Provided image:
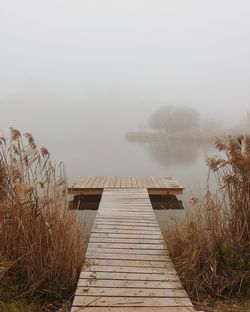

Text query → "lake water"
[70,130,218,245]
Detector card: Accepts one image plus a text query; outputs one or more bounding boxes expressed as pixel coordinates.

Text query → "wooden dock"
[71,183,198,312]
[68,176,184,196]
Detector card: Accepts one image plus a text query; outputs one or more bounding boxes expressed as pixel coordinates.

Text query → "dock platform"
[68,176,184,196]
[71,185,198,311]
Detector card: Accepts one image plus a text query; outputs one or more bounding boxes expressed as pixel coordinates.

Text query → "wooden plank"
[103,192,149,195]
[109,176,116,188]
[142,177,150,188]
[84,259,171,268]
[86,247,168,255]
[87,177,98,188]
[89,238,164,244]
[68,188,102,195]
[75,287,188,297]
[97,208,154,212]
[87,243,166,250]
[121,177,127,188]
[92,176,102,188]
[145,176,154,188]
[77,279,183,289]
[100,198,151,200]
[97,211,155,216]
[92,226,161,232]
[99,202,151,205]
[72,308,195,312]
[159,176,171,188]
[96,210,155,214]
[81,265,174,274]
[99,204,153,207]
[103,196,152,201]
[85,253,169,261]
[99,202,154,207]
[98,207,152,210]
[116,176,122,188]
[94,218,158,223]
[95,217,156,221]
[81,176,92,188]
[87,250,169,258]
[92,229,161,235]
[102,176,110,187]
[93,222,159,227]
[90,233,163,239]
[148,188,184,195]
[76,177,83,188]
[96,212,155,217]
[152,176,160,188]
[98,206,152,209]
[87,245,166,253]
[80,272,178,280]
[72,296,192,307]
[131,177,138,188]
[94,219,157,224]
[94,219,158,224]
[97,177,106,188]
[126,176,132,188]
[99,210,156,215]
[94,222,157,227]
[77,176,86,188]
[98,209,153,212]
[96,213,155,217]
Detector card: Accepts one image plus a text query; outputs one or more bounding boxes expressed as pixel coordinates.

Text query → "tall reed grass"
[0,129,84,308]
[164,135,250,301]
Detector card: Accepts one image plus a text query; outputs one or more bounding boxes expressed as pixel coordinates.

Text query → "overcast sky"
[0,0,250,176]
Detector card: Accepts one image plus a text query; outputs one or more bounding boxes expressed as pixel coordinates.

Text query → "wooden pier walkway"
[68,176,184,195]
[71,185,198,312]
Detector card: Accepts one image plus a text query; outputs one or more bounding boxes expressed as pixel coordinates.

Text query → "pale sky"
[0,0,250,177]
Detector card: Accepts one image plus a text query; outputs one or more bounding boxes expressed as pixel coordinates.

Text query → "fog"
[1,0,250,184]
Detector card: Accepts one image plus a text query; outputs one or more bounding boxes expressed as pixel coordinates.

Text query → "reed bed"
[0,129,84,309]
[164,135,250,301]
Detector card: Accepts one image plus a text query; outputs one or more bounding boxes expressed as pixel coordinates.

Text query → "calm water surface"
[69,130,217,244]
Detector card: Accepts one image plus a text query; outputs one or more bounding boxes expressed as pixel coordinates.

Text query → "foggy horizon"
[1,0,250,181]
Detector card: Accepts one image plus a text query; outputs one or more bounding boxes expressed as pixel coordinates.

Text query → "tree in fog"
[149,105,200,134]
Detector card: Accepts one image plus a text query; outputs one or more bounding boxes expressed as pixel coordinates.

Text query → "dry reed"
[164,135,250,301]
[0,129,84,306]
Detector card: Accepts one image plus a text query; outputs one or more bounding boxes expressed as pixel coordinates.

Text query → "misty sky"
[1,0,250,179]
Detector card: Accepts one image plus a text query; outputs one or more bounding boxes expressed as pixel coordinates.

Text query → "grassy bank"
[0,129,84,311]
[164,135,250,311]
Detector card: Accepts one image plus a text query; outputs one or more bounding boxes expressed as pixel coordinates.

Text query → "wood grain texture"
[72,308,195,312]
[68,176,184,196]
[71,188,193,311]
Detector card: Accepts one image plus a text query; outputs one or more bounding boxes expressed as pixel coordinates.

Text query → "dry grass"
[0,129,84,309]
[164,135,250,302]
[198,299,250,312]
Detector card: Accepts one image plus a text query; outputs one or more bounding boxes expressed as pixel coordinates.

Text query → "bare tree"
[149,105,200,134]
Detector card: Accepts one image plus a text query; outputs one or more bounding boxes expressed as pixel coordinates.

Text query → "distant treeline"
[126,105,250,143]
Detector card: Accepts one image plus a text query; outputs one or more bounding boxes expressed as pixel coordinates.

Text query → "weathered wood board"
[71,188,196,312]
[68,176,184,196]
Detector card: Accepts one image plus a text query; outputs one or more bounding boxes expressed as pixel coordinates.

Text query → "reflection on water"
[74,134,216,244]
[149,140,200,167]
[127,132,213,168]
[75,210,97,247]
[77,208,189,245]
